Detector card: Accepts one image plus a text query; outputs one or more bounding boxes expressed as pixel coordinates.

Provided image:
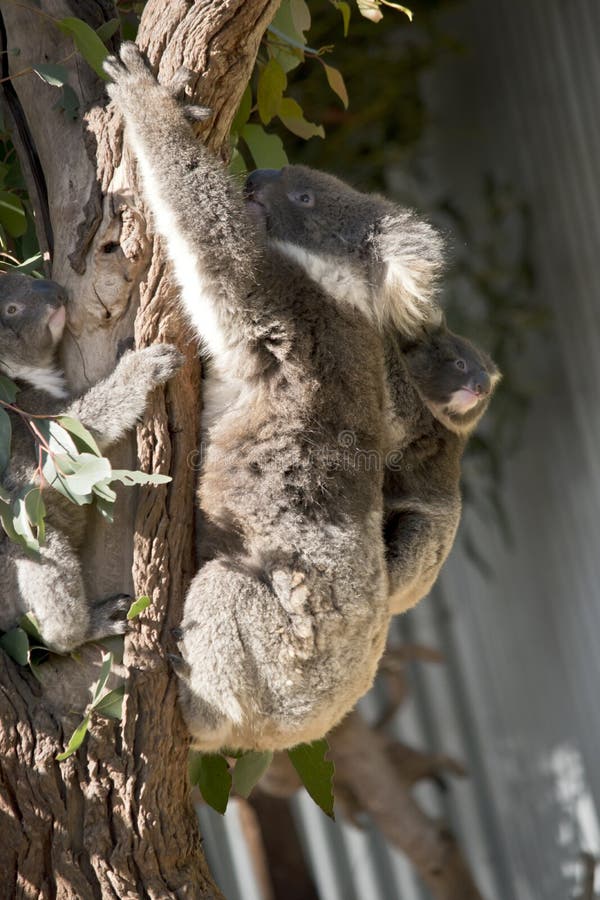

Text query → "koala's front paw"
[103,42,166,110]
[138,343,185,387]
[88,593,132,641]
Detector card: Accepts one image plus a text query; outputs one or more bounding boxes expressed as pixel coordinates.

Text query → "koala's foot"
[88,593,132,641]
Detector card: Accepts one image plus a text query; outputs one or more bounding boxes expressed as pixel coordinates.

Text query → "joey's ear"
[375,211,445,335]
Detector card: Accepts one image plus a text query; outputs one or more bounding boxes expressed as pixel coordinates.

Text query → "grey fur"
[0,272,182,652]
[384,323,501,614]
[104,44,444,752]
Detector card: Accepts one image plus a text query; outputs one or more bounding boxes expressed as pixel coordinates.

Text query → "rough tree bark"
[0,1,278,896]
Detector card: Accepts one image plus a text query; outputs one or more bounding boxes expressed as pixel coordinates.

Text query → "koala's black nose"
[470,370,491,396]
[31,279,67,304]
[244,168,282,195]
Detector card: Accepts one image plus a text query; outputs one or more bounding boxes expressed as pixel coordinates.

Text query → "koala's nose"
[244,169,282,195]
[470,370,491,396]
[32,278,67,307]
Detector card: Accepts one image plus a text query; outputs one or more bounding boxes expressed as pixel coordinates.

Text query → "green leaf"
[323,63,349,109]
[127,595,151,620]
[32,63,68,88]
[290,0,311,36]
[229,147,247,177]
[54,84,80,121]
[189,752,232,814]
[0,407,11,476]
[109,469,171,487]
[12,253,43,275]
[93,685,124,720]
[19,612,44,643]
[56,713,90,760]
[231,84,252,136]
[60,453,112,499]
[0,191,26,238]
[95,18,120,43]
[278,98,325,140]
[241,124,288,169]
[257,58,287,125]
[12,496,40,553]
[0,627,30,666]
[57,17,109,80]
[90,650,113,707]
[333,1,351,36]
[57,416,101,457]
[24,487,45,545]
[0,376,18,404]
[288,739,335,818]
[232,750,273,799]
[269,0,306,73]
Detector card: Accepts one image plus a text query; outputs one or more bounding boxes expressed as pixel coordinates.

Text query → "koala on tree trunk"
[104,44,444,752]
[384,323,501,614]
[0,272,182,653]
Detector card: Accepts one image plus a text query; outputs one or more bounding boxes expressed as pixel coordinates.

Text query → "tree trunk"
[0,1,278,895]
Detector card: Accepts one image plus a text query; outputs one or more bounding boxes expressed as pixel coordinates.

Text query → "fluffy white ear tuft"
[375,212,445,335]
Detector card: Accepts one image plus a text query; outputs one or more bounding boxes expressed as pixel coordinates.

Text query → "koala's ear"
[375,211,445,336]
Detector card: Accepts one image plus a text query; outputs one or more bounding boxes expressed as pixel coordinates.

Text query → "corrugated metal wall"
[198,2,600,897]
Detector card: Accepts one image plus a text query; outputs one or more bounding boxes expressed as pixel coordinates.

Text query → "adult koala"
[104,44,444,752]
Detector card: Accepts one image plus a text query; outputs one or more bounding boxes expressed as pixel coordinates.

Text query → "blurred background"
[199,1,600,898]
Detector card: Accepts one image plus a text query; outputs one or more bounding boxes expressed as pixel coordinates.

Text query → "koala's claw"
[89,593,132,639]
[141,343,185,386]
[183,106,212,123]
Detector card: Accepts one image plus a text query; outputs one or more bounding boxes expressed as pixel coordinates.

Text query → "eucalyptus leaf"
[90,651,113,707]
[127,595,151,620]
[257,58,287,125]
[12,497,40,553]
[278,98,325,140]
[288,739,335,819]
[58,17,109,80]
[95,18,120,43]
[0,375,18,404]
[110,469,171,487]
[94,686,124,720]
[61,453,112,499]
[189,752,232,815]
[232,750,273,799]
[57,416,101,457]
[56,713,91,761]
[0,627,29,666]
[241,124,288,169]
[54,84,80,121]
[19,612,44,643]
[0,191,26,238]
[32,63,69,87]
[323,63,349,109]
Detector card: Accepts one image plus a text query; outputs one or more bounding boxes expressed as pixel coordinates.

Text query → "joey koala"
[104,45,444,752]
[384,323,500,614]
[0,271,182,653]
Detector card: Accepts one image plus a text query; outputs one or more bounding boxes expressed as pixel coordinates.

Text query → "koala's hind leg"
[176,559,317,753]
[13,532,128,653]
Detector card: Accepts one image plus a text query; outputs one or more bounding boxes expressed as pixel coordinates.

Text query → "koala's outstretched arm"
[385,503,460,614]
[104,45,262,362]
[64,344,182,453]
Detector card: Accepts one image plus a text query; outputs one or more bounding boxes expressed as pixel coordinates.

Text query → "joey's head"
[0,272,67,389]
[244,165,444,335]
[403,326,501,435]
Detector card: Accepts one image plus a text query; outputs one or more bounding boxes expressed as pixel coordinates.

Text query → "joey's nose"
[244,168,282,195]
[471,370,491,396]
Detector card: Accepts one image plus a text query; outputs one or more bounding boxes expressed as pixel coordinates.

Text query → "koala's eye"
[455,359,467,371]
[287,190,315,208]
[5,304,19,316]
